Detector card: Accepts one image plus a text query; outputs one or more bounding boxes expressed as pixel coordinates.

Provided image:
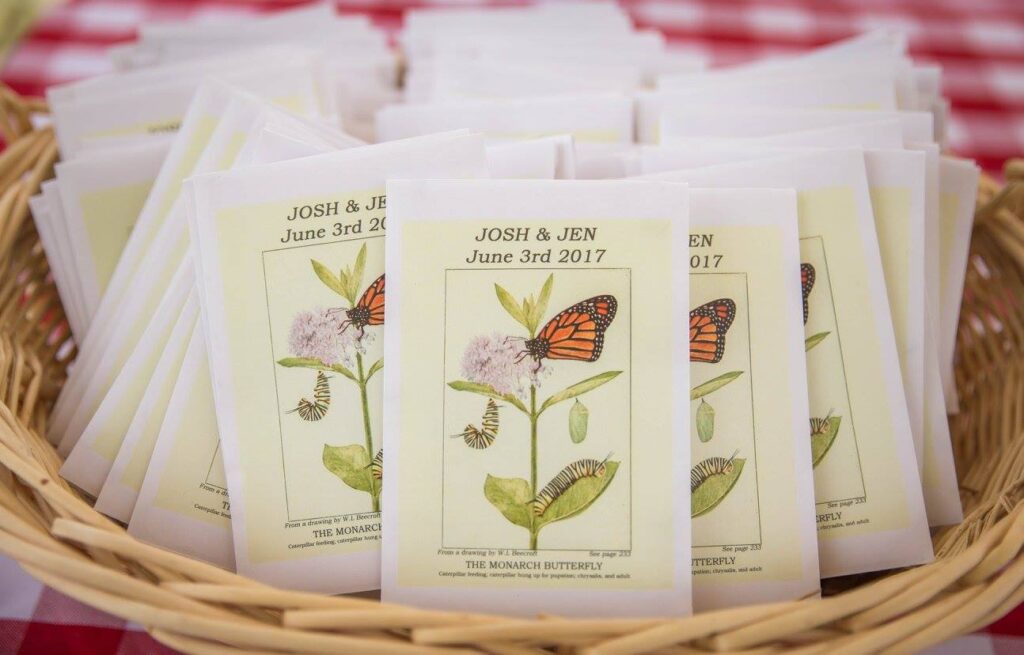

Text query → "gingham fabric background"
[1,1,1023,653]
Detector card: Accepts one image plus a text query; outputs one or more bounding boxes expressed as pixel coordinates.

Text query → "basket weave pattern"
[1,86,1024,655]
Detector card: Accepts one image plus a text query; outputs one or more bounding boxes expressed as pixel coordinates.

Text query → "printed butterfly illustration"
[689,298,736,363]
[286,371,331,421]
[452,399,501,449]
[518,295,617,365]
[690,450,739,493]
[801,263,816,324]
[334,273,385,334]
[533,455,611,516]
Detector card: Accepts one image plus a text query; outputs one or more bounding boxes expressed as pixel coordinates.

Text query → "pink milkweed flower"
[288,308,346,365]
[461,333,549,400]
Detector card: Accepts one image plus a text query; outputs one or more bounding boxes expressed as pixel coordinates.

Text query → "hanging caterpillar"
[690,451,739,493]
[369,449,383,481]
[286,371,331,421]
[809,409,835,435]
[532,456,611,517]
[451,398,500,449]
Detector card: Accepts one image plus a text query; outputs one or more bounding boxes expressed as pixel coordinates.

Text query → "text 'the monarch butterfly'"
[452,399,501,449]
[532,456,611,516]
[333,273,385,334]
[801,264,816,325]
[519,295,617,367]
[689,298,736,363]
[286,371,331,421]
[690,451,739,492]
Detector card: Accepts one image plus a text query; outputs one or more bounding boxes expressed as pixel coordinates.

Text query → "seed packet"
[376,95,633,148]
[636,73,899,144]
[52,85,315,455]
[54,138,170,319]
[188,132,488,592]
[48,81,242,445]
[29,194,87,340]
[647,150,933,576]
[128,323,234,569]
[39,181,90,339]
[49,49,320,159]
[60,258,194,495]
[688,188,820,610]
[381,179,691,617]
[938,157,981,410]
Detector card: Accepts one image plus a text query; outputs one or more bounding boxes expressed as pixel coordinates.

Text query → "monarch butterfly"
[369,449,383,481]
[689,299,736,363]
[690,450,739,493]
[451,399,500,449]
[809,410,835,436]
[286,371,331,421]
[801,264,816,324]
[333,273,385,334]
[518,295,617,367]
[532,456,611,516]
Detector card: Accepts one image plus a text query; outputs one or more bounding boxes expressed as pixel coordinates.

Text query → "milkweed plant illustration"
[689,298,746,518]
[800,263,843,465]
[276,244,385,513]
[448,274,623,550]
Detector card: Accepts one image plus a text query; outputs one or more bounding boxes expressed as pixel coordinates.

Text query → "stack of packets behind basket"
[30,1,981,617]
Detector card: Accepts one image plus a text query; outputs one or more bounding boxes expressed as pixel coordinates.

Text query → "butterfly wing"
[357,274,386,326]
[537,295,617,362]
[801,264,815,324]
[689,298,736,363]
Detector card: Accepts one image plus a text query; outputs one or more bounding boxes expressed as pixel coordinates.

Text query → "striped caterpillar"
[451,399,500,449]
[690,450,739,493]
[369,449,383,481]
[532,455,611,517]
[809,409,835,435]
[286,371,331,421]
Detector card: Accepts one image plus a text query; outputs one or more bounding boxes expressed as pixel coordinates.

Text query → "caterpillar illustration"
[690,451,739,493]
[286,371,331,421]
[451,399,500,449]
[532,456,611,517]
[809,410,835,435]
[369,449,383,481]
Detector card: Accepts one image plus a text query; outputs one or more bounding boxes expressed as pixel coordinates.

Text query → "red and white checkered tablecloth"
[2,1,1024,653]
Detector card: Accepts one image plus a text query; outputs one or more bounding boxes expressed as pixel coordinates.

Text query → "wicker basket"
[2,84,1024,655]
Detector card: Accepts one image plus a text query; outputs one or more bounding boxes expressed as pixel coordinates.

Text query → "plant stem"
[529,384,539,550]
[356,351,380,513]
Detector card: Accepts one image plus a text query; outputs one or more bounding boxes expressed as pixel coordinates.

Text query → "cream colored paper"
[689,189,819,609]
[55,138,170,319]
[40,181,90,339]
[646,150,933,576]
[189,133,488,591]
[382,179,691,617]
[29,194,87,340]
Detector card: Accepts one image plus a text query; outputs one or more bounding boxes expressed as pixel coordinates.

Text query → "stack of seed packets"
[34,1,983,618]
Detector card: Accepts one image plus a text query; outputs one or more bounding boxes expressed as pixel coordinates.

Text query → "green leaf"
[536,461,619,529]
[276,357,357,382]
[569,400,589,444]
[448,380,528,414]
[322,444,373,493]
[495,283,529,330]
[539,371,622,414]
[691,458,745,518]
[805,331,831,351]
[365,358,384,382]
[311,259,347,299]
[810,416,842,468]
[696,400,715,443]
[690,371,744,401]
[347,244,367,301]
[483,475,533,529]
[532,274,554,333]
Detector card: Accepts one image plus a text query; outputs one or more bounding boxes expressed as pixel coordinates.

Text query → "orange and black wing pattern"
[800,264,815,324]
[537,295,617,362]
[357,274,386,326]
[689,299,736,363]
